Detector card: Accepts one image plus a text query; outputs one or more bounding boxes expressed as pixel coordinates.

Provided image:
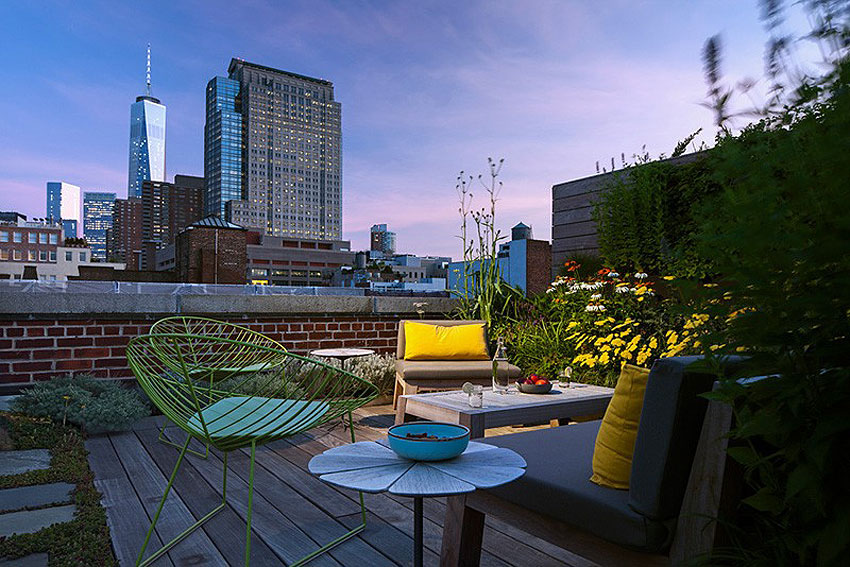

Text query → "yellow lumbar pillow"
[403,321,489,361]
[590,363,651,489]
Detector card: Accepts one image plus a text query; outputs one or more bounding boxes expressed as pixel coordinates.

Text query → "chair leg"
[288,411,368,567]
[393,376,403,410]
[158,419,210,459]
[136,437,227,567]
[246,441,257,566]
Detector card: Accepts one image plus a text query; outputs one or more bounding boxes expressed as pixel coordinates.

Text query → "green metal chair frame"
[127,327,380,566]
[148,317,288,459]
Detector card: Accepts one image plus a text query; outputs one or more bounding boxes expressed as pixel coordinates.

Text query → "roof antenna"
[146,44,152,96]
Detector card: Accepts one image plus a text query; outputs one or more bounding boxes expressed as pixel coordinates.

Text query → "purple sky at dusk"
[0,1,813,258]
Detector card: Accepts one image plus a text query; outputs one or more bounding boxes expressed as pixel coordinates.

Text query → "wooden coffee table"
[395,384,614,438]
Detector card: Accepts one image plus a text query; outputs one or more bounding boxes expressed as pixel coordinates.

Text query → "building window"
[13,250,22,260]
[0,249,7,260]
[29,232,37,243]
[0,231,7,243]
[13,232,22,243]
[49,251,56,262]
[28,250,36,261]
[49,233,58,245]
[65,251,72,261]
[79,252,86,262]
[39,233,48,244]
[39,251,47,261]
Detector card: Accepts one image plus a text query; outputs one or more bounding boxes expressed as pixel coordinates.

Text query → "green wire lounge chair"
[127,329,380,567]
[148,317,287,459]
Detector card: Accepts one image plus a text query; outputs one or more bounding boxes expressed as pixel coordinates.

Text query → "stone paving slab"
[0,449,51,476]
[0,504,76,537]
[0,552,49,566]
[0,482,75,513]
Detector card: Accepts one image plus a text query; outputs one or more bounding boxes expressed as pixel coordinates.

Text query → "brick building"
[107,197,142,267]
[0,214,124,281]
[246,233,353,286]
[175,216,247,284]
[140,175,204,270]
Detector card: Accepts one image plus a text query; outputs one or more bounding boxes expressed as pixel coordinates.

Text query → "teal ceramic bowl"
[387,422,470,461]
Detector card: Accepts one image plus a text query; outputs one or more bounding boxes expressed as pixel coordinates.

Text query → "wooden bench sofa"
[441,356,742,566]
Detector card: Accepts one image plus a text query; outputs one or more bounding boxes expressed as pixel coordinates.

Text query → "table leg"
[414,496,423,567]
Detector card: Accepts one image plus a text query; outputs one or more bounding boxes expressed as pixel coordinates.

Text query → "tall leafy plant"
[454,158,522,327]
[692,2,850,564]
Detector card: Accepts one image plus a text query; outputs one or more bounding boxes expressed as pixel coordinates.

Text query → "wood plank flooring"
[86,405,577,566]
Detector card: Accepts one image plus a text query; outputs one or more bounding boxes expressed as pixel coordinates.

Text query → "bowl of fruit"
[516,374,553,394]
[387,422,470,461]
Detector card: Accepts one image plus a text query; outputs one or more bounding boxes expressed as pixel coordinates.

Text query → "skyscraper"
[204,59,342,240]
[370,223,397,256]
[128,45,166,198]
[204,77,243,219]
[139,175,204,270]
[45,181,81,239]
[83,192,115,261]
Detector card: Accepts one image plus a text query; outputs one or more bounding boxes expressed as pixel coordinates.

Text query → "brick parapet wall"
[0,293,459,388]
[0,315,420,386]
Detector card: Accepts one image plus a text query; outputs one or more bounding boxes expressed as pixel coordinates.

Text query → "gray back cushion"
[628,356,721,520]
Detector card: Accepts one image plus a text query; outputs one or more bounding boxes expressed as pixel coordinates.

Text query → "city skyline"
[1,1,815,258]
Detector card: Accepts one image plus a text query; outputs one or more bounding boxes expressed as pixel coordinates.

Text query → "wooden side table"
[396,384,614,438]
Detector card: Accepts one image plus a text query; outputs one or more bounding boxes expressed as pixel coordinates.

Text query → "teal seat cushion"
[187,396,329,440]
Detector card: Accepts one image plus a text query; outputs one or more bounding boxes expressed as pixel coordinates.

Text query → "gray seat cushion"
[484,423,673,552]
[396,359,522,380]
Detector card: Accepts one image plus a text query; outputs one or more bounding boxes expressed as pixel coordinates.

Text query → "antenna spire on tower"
[146,44,152,96]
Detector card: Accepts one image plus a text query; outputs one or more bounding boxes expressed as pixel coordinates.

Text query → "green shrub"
[12,374,150,434]
[315,353,397,397]
[592,150,718,278]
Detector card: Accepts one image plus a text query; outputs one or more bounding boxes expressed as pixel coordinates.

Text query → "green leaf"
[726,445,761,467]
[742,488,784,514]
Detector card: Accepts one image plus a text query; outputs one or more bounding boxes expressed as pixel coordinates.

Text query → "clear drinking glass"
[492,337,510,395]
[468,385,483,408]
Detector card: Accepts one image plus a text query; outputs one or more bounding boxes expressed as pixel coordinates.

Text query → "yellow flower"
[662,275,675,280]
[611,338,626,348]
[599,352,610,365]
[648,337,658,349]
[567,321,579,329]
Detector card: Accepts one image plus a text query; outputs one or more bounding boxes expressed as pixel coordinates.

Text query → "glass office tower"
[45,181,82,239]
[83,192,116,261]
[204,59,342,239]
[204,77,243,218]
[128,95,166,198]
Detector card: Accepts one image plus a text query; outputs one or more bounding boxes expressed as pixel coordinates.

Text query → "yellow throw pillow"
[403,321,489,361]
[590,364,651,489]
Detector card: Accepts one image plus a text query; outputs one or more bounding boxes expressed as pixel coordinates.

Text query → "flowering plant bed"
[498,262,714,386]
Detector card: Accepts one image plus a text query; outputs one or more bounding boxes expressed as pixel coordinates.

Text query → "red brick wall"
[0,316,406,386]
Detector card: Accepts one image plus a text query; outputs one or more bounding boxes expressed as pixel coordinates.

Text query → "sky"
[0,1,814,258]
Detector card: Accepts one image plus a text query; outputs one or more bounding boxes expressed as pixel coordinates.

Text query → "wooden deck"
[86,405,581,567]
